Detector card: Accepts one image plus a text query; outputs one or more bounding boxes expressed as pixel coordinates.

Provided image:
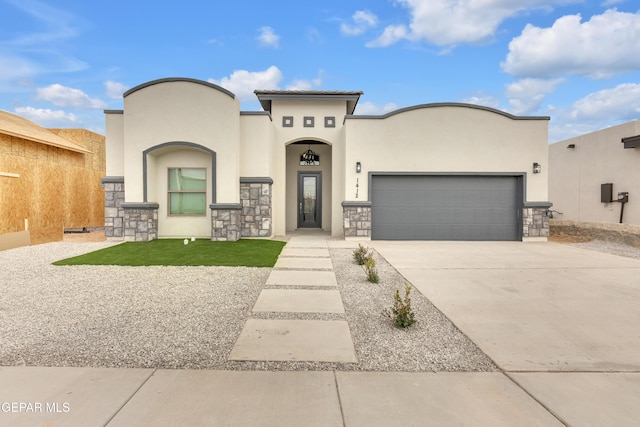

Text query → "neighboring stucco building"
[103,77,551,242]
[0,110,105,248]
[549,120,640,225]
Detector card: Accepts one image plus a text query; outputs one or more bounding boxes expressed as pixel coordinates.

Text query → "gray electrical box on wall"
[601,183,613,203]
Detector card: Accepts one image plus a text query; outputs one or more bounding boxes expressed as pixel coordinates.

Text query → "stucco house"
[102,77,551,242]
[549,120,640,225]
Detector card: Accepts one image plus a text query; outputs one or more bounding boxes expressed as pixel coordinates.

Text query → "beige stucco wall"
[344,105,549,203]
[239,113,273,178]
[268,99,349,236]
[105,112,124,176]
[549,120,640,225]
[122,80,241,204]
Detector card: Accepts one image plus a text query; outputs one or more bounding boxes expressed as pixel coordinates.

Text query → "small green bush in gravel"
[353,243,372,265]
[364,256,379,283]
[383,283,417,328]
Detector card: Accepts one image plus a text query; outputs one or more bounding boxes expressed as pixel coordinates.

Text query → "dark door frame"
[297,171,322,228]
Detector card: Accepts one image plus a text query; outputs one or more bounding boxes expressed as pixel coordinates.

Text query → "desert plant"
[352,243,372,265]
[364,256,379,283]
[383,283,417,328]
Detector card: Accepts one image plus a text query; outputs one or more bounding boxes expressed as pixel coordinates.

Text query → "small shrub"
[353,243,372,265]
[364,256,379,283]
[383,283,417,328]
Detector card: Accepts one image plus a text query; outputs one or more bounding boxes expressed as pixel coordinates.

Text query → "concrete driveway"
[368,240,640,425]
[370,241,640,372]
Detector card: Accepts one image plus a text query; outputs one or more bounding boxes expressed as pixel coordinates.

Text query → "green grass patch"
[53,239,286,267]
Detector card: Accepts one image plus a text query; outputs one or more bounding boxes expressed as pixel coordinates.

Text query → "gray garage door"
[371,175,520,241]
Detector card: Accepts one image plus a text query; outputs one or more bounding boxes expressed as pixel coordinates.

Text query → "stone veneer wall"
[342,202,372,238]
[522,207,550,238]
[240,178,273,238]
[122,204,158,242]
[101,177,125,238]
[210,204,241,241]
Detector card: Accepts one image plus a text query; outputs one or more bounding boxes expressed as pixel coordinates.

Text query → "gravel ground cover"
[565,240,640,259]
[3,238,636,371]
[0,240,497,371]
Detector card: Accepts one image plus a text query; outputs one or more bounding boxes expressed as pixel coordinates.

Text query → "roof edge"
[347,103,550,121]
[123,78,235,100]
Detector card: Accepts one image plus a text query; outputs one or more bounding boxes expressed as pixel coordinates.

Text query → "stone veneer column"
[101,176,125,238]
[342,201,372,238]
[522,203,552,239]
[210,204,241,242]
[121,203,159,242]
[240,178,273,238]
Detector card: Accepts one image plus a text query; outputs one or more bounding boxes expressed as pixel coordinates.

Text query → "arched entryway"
[285,140,332,233]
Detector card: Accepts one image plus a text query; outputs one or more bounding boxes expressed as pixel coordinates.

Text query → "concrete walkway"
[228,235,357,363]
[2,238,640,426]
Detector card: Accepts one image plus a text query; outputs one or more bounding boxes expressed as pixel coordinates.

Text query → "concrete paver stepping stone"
[274,257,333,270]
[229,319,357,363]
[253,289,345,313]
[284,238,328,249]
[267,270,338,287]
[280,247,330,258]
[108,370,343,427]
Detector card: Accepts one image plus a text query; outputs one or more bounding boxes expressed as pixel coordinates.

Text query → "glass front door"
[298,172,322,228]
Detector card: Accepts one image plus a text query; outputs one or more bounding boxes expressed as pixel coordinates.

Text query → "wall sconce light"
[533,162,541,174]
[567,144,575,149]
[356,162,361,173]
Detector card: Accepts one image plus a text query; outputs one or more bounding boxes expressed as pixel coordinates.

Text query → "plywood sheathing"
[0,125,105,245]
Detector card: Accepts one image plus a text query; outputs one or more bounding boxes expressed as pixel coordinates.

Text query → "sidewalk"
[1,236,639,426]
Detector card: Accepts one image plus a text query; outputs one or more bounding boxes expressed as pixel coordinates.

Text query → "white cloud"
[104,80,129,99]
[569,83,640,121]
[368,0,579,48]
[257,26,280,48]
[286,71,324,91]
[505,78,564,115]
[354,101,398,115]
[341,10,378,36]
[460,96,501,110]
[14,106,78,125]
[0,0,87,79]
[209,66,283,101]
[36,84,107,109]
[502,9,640,79]
[366,25,408,48]
[307,27,323,44]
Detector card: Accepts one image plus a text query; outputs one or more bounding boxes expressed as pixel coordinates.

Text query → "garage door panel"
[371,175,520,241]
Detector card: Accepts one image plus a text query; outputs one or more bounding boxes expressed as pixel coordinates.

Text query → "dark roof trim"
[124,78,235,100]
[346,103,550,121]
[622,134,640,149]
[104,110,123,114]
[254,90,363,115]
[240,177,274,184]
[240,111,272,121]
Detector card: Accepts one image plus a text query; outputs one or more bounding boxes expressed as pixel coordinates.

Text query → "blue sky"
[1,0,639,142]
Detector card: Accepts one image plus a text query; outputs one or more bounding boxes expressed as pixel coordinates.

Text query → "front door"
[298,172,322,228]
